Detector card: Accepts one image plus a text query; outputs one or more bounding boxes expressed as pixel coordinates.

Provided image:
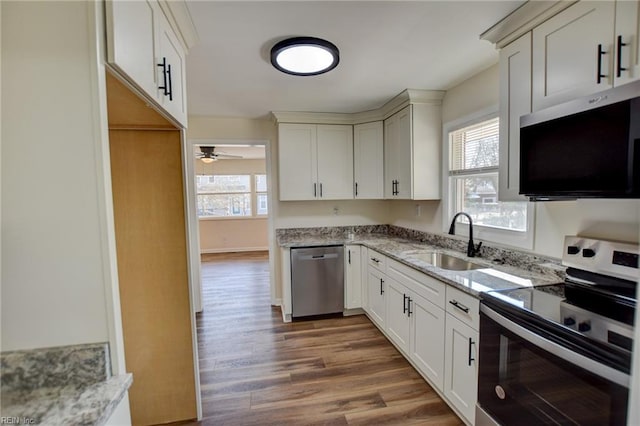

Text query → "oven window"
[501,335,615,424]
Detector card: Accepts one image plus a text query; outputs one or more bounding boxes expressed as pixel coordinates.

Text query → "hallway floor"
[188,251,462,425]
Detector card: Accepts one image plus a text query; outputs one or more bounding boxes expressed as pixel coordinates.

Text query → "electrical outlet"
[415,204,421,217]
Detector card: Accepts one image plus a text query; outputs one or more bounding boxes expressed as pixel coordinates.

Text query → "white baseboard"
[200,246,269,254]
[271,298,282,307]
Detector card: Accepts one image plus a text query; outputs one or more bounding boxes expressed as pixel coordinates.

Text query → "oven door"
[477,303,629,426]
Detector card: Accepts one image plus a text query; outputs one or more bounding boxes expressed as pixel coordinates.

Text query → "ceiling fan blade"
[215,153,243,158]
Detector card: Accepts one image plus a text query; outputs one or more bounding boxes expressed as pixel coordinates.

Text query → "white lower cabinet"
[344,245,363,309]
[363,251,479,425]
[444,313,479,424]
[385,278,411,353]
[410,292,446,391]
[366,268,386,328]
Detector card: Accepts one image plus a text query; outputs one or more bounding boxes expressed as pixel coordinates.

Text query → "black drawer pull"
[371,258,380,264]
[449,300,469,313]
[403,294,407,313]
[407,297,413,317]
[380,278,384,295]
[617,35,628,78]
[468,338,475,366]
[597,43,607,84]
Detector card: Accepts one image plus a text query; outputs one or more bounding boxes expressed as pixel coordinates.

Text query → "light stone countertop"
[278,232,565,297]
[1,343,132,426]
[1,374,132,426]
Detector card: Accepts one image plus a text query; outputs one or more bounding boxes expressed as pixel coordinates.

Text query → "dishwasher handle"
[298,253,339,261]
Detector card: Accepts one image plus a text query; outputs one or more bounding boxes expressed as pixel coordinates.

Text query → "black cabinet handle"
[597,44,607,84]
[157,57,169,96]
[348,250,351,265]
[320,183,323,197]
[313,183,317,197]
[403,294,407,314]
[166,63,173,101]
[371,257,380,264]
[355,182,358,197]
[449,300,470,313]
[380,278,384,295]
[408,297,413,317]
[468,338,476,366]
[617,35,628,78]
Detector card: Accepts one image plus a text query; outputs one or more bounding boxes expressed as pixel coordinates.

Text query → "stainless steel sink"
[409,252,483,271]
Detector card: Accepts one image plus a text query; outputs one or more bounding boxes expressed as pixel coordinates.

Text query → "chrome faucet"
[448,212,482,258]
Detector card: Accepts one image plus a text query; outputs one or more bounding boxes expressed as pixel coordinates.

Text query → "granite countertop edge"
[2,373,133,426]
[278,234,563,297]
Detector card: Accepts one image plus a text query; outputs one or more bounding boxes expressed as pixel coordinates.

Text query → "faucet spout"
[448,212,482,258]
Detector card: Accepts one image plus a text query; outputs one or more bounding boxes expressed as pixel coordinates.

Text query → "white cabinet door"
[499,32,531,201]
[317,125,354,200]
[384,113,399,198]
[444,314,479,424]
[385,279,411,354]
[155,7,187,127]
[384,106,412,199]
[353,121,384,199]
[532,1,615,111]
[278,124,317,200]
[345,245,362,309]
[106,0,157,98]
[614,0,640,87]
[394,106,413,199]
[366,269,386,328]
[410,292,445,392]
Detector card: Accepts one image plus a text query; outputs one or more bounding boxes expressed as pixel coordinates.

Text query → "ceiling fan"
[196,146,243,163]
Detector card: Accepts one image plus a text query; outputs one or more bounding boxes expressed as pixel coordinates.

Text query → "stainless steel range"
[476,236,638,426]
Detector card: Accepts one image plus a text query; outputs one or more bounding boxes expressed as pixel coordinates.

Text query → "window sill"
[198,216,268,221]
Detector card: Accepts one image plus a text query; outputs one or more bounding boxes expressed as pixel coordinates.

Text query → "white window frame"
[442,106,535,250]
[197,173,268,220]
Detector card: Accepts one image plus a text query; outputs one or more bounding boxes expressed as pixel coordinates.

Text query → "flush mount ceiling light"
[270,37,339,76]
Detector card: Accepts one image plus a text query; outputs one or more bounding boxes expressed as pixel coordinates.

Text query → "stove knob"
[563,317,576,326]
[567,246,580,255]
[582,248,596,258]
[578,321,591,332]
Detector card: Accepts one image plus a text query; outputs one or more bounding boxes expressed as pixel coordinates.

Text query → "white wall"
[1,1,122,363]
[195,158,269,253]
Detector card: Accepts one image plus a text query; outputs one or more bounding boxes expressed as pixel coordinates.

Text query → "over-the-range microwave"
[519,80,640,201]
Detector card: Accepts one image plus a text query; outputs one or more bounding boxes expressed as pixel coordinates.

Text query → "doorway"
[184,139,274,315]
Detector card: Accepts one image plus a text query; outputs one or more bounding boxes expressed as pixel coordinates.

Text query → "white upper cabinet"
[106,0,157,97]
[615,0,640,87]
[317,125,355,200]
[105,0,188,127]
[499,32,531,201]
[532,1,616,111]
[278,124,353,201]
[156,12,188,126]
[384,104,441,200]
[353,121,384,199]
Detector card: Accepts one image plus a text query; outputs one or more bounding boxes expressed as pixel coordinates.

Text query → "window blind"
[449,117,499,173]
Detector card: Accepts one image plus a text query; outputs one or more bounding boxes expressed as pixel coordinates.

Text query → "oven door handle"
[480,304,630,388]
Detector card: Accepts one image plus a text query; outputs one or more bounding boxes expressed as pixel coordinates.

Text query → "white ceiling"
[185,1,524,119]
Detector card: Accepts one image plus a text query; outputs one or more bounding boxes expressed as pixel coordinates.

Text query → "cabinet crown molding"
[480,0,577,48]
[272,88,445,125]
[158,0,199,52]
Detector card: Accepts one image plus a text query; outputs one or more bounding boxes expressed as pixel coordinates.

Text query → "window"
[255,174,268,216]
[446,114,532,248]
[197,174,268,218]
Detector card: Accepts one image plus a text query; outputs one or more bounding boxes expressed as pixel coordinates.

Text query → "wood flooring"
[183,251,463,426]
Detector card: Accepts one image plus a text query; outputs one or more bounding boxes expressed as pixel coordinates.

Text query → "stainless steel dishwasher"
[291,245,344,318]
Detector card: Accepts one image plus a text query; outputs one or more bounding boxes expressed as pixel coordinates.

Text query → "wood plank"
[110,129,196,425]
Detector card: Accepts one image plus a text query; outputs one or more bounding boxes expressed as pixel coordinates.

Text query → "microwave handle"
[480,304,630,388]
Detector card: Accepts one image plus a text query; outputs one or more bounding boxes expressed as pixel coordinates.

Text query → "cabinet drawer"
[367,250,387,273]
[445,286,480,331]
[387,258,445,308]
